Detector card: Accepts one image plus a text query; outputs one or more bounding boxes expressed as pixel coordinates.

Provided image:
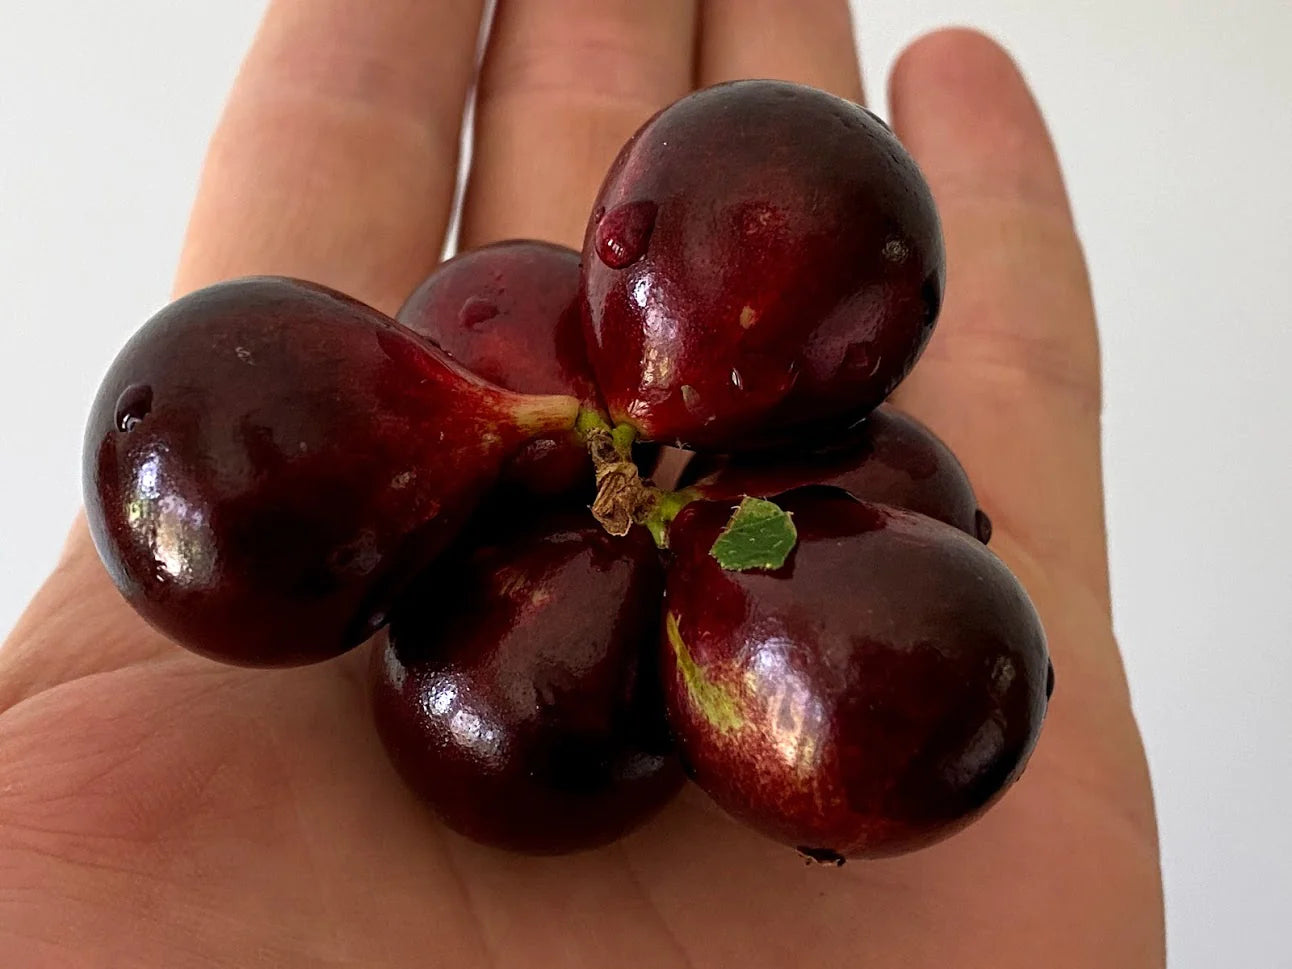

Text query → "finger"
[886,29,1110,607]
[2,0,486,711]
[177,0,484,313]
[459,0,698,251]
[698,0,864,104]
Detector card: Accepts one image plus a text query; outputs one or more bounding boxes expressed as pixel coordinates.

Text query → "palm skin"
[0,2,1164,967]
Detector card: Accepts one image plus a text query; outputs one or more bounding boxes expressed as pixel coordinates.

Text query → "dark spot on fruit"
[975,508,993,544]
[1046,661,1056,700]
[882,238,910,263]
[114,383,153,432]
[797,846,846,866]
[595,200,658,269]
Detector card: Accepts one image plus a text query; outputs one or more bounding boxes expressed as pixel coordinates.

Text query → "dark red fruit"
[682,405,987,539]
[84,277,579,666]
[372,512,683,854]
[398,241,599,497]
[582,80,944,450]
[662,490,1048,858]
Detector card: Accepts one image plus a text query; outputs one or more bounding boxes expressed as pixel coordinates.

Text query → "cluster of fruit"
[84,80,1050,861]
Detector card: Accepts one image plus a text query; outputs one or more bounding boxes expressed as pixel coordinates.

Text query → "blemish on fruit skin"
[991,655,1016,694]
[640,340,675,389]
[666,612,743,733]
[882,238,909,262]
[739,305,758,329]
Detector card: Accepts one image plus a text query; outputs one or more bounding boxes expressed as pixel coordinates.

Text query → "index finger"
[2,0,487,710]
[176,0,485,312]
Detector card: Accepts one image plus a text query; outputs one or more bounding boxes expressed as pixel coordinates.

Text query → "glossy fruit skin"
[84,276,578,667]
[398,240,599,498]
[582,80,944,450]
[662,490,1049,858]
[372,512,683,854]
[683,405,988,539]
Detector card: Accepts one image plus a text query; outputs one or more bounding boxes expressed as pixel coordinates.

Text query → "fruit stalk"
[576,408,699,543]
[506,390,583,439]
[580,411,650,537]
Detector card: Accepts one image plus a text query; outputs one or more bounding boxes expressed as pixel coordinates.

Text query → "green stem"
[642,487,701,549]
[611,422,637,459]
[574,406,612,439]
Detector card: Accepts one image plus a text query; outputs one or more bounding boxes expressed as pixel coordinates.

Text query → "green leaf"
[708,497,797,571]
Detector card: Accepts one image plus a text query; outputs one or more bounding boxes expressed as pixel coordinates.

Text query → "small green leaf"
[709,497,797,571]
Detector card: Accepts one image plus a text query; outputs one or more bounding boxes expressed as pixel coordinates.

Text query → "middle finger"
[460,0,698,251]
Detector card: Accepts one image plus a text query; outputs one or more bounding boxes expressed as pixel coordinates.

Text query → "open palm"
[0,2,1164,966]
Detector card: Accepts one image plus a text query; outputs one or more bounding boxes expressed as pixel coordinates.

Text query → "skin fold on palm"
[0,2,1165,967]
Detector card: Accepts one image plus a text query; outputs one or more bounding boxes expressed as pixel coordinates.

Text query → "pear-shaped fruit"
[84,276,578,666]
[372,510,682,853]
[661,489,1049,859]
[582,80,943,450]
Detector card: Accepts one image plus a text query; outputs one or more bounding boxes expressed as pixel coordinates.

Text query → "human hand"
[0,2,1164,966]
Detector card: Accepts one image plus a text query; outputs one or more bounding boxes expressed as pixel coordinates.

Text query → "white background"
[1,1,1289,964]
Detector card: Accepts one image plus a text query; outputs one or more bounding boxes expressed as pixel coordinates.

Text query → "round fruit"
[683,405,988,539]
[581,79,944,450]
[398,240,600,497]
[84,276,578,666]
[372,511,683,853]
[661,489,1049,858]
